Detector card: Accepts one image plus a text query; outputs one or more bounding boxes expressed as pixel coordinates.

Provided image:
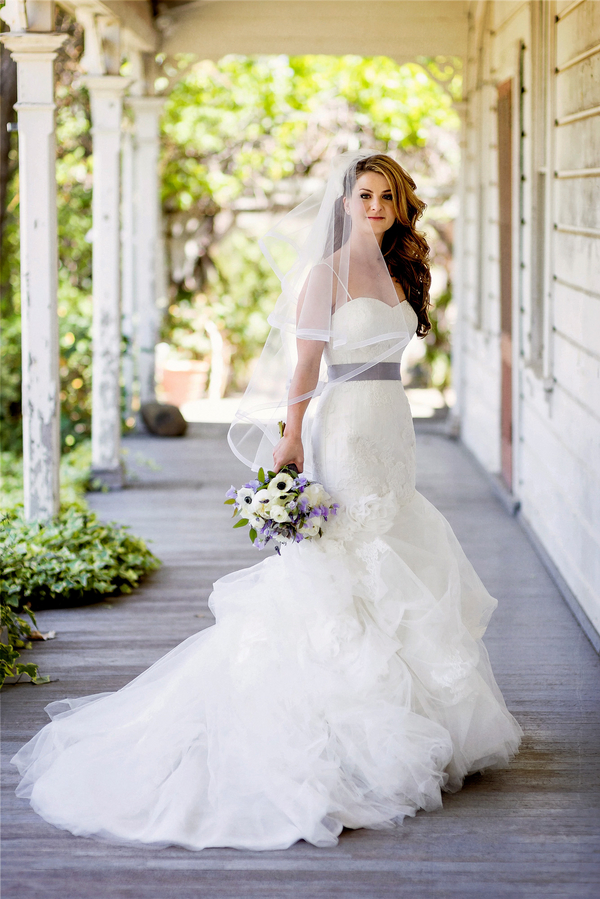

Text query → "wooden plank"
[557,0,600,68]
[554,228,600,296]
[556,53,600,119]
[2,426,599,899]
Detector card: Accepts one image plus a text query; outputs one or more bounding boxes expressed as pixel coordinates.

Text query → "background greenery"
[159,53,460,395]
[1,13,460,454]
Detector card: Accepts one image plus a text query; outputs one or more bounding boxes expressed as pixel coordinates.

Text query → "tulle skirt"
[11,489,522,852]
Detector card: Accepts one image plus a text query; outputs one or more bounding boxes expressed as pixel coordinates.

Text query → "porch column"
[129,96,165,407]
[121,119,136,426]
[83,75,130,487]
[0,30,67,521]
[448,99,468,437]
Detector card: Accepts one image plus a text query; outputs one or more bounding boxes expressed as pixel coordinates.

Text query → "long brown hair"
[346,155,432,337]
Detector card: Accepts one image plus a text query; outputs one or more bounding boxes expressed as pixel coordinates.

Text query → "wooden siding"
[459,1,600,637]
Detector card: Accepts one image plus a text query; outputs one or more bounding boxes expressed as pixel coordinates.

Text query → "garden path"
[2,424,599,899]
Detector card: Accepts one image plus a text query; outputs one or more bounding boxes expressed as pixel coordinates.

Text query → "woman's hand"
[273,434,304,474]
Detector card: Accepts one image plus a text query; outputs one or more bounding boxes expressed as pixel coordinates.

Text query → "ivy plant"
[1,507,161,609]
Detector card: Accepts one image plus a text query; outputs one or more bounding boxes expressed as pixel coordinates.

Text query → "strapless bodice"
[325,297,418,366]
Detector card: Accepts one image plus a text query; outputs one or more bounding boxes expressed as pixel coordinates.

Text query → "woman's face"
[345,172,397,240]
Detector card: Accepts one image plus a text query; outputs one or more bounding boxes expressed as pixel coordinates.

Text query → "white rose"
[302,515,323,537]
[303,483,331,507]
[250,488,271,515]
[248,515,263,530]
[302,522,321,538]
[270,504,291,523]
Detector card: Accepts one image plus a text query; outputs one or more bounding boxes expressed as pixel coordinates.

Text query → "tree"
[160,53,461,394]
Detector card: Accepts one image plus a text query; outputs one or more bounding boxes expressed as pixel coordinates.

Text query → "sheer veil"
[228,152,411,476]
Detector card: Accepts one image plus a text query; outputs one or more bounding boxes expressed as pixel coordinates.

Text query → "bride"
[12,153,522,852]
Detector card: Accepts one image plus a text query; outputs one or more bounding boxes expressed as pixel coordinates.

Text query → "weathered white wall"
[161,0,469,62]
[458,0,600,638]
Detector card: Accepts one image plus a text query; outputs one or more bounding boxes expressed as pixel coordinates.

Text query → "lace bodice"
[312,297,419,538]
[325,297,418,365]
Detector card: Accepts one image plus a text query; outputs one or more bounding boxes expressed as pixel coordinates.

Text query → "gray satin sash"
[327,362,402,382]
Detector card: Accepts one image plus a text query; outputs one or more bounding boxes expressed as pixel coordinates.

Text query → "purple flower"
[244,479,260,490]
[225,486,237,499]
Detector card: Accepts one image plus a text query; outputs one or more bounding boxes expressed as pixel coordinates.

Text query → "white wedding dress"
[12,298,522,852]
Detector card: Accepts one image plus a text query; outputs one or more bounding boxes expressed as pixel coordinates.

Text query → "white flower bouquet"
[225,463,339,553]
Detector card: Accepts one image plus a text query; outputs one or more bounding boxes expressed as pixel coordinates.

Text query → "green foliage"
[0,601,51,687]
[424,283,453,390]
[0,506,161,609]
[160,54,461,394]
[0,439,160,685]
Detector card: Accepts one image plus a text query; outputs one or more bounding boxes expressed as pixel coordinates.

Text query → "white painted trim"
[554,276,600,300]
[555,167,600,178]
[555,0,586,22]
[555,223,600,238]
[491,0,528,37]
[556,39,600,73]
[556,103,600,126]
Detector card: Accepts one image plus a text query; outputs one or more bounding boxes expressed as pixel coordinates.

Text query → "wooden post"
[84,75,131,488]
[121,119,136,427]
[0,29,67,521]
[129,96,165,408]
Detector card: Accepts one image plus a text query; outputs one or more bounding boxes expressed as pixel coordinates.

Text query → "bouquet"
[225,428,338,552]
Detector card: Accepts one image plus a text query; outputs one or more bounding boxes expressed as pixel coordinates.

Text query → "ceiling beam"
[160,1,469,62]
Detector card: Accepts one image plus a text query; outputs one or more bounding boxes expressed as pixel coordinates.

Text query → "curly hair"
[344,155,432,337]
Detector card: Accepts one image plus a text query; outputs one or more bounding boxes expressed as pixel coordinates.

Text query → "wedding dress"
[11,296,522,852]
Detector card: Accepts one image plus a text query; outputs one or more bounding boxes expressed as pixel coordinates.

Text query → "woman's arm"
[272,337,324,473]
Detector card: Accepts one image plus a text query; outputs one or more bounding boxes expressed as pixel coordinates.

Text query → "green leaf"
[233,518,249,529]
[249,528,257,542]
[257,468,265,484]
[224,497,236,505]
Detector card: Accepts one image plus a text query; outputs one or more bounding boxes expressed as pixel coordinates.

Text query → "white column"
[84,75,131,487]
[129,96,165,407]
[0,31,67,521]
[448,99,468,437]
[121,120,136,426]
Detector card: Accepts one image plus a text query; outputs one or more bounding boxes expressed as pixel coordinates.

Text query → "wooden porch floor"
[2,425,599,899]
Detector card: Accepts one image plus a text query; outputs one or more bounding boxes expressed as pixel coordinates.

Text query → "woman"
[12,153,522,852]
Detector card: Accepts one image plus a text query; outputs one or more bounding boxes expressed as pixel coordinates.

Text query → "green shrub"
[1,506,161,610]
[0,442,161,686]
[1,603,51,687]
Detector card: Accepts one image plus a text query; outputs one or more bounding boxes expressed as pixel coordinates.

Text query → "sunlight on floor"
[180,388,452,424]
